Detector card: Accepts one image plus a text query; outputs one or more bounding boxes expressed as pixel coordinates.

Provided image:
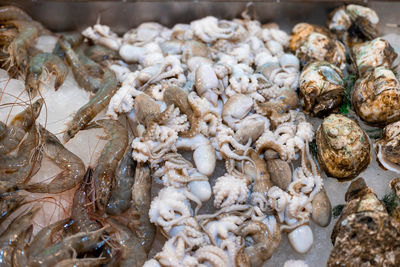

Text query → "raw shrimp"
[63,66,118,142]
[26,218,71,259]
[71,168,100,233]
[11,225,32,267]
[0,208,37,266]
[84,44,119,64]
[53,32,83,59]
[58,38,103,93]
[29,227,107,267]
[106,148,137,216]
[0,126,42,184]
[24,126,85,194]
[0,6,32,21]
[131,164,155,253]
[0,193,25,225]
[107,219,147,267]
[25,52,68,97]
[0,98,43,154]
[4,20,40,71]
[87,119,128,214]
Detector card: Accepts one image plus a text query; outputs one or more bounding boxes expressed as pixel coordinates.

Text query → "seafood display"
[0,3,399,267]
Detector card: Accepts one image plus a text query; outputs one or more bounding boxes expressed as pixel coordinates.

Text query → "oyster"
[352,66,400,126]
[316,114,371,180]
[328,4,379,45]
[289,23,346,68]
[352,37,397,76]
[328,178,400,266]
[375,120,400,173]
[299,61,344,117]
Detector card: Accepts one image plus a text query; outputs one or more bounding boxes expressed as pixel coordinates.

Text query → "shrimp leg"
[23,126,85,193]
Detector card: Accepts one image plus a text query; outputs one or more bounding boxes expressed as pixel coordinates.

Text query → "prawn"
[54,258,108,267]
[0,192,25,225]
[29,227,107,267]
[63,64,118,142]
[25,52,68,97]
[11,225,33,267]
[107,219,147,267]
[23,125,85,194]
[84,44,119,64]
[71,168,101,233]
[86,119,128,214]
[0,126,42,184]
[0,98,43,154]
[0,6,32,21]
[53,32,83,59]
[130,164,155,253]
[58,38,103,93]
[106,148,137,216]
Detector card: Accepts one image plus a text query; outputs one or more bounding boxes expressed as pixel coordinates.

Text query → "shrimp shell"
[0,6,32,21]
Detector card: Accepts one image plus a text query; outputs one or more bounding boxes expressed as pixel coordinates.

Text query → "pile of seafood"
[1,3,400,266]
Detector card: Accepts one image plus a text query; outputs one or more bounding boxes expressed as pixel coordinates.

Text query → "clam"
[289,23,346,68]
[352,37,397,76]
[375,120,400,173]
[316,114,371,180]
[328,4,379,44]
[328,177,400,266]
[352,66,400,126]
[299,61,345,117]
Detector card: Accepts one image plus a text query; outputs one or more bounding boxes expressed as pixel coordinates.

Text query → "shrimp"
[4,20,40,72]
[0,6,32,21]
[11,225,33,267]
[86,119,128,214]
[0,193,25,225]
[53,32,83,59]
[107,219,147,267]
[63,66,118,142]
[23,126,85,194]
[71,168,101,233]
[0,98,43,154]
[26,218,71,259]
[84,44,119,64]
[29,227,107,267]
[0,208,38,265]
[106,148,137,216]
[131,164,155,253]
[58,38,103,93]
[25,52,68,97]
[0,126,42,184]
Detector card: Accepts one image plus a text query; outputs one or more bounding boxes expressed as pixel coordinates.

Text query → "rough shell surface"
[299,61,344,117]
[316,114,371,180]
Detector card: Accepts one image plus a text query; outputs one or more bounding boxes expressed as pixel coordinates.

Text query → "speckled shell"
[328,178,400,267]
[299,61,344,117]
[352,38,397,76]
[289,23,346,68]
[352,66,400,126]
[316,114,371,180]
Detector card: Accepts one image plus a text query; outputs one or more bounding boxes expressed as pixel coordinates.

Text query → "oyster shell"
[352,37,397,76]
[352,66,400,126]
[316,114,371,180]
[328,4,379,45]
[299,61,344,117]
[375,120,400,173]
[328,178,400,266]
[289,23,346,68]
